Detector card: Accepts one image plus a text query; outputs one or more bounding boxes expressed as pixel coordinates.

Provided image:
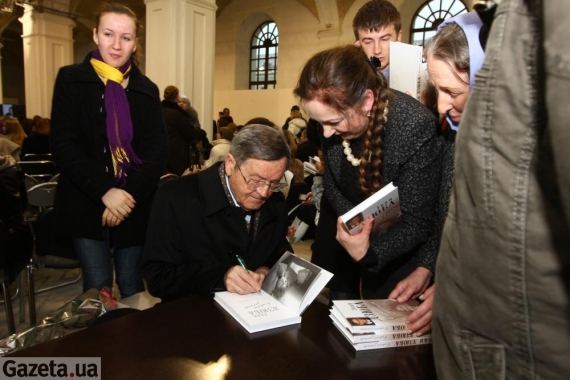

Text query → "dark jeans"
[73,231,144,299]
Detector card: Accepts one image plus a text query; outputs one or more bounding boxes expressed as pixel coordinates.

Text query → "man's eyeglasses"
[234,161,286,193]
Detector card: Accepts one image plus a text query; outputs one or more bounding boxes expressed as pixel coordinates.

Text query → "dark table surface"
[10,295,437,379]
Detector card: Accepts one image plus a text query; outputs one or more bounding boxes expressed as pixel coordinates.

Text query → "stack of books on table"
[330,299,432,351]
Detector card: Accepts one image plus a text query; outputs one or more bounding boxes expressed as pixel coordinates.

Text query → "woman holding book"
[294,45,444,302]
[388,12,486,336]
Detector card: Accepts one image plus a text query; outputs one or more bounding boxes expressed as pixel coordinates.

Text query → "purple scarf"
[90,49,142,187]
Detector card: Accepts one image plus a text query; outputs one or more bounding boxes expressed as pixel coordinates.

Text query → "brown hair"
[218,126,234,141]
[163,85,179,101]
[94,2,143,65]
[294,45,392,195]
[288,158,305,184]
[352,0,401,40]
[35,118,51,136]
[424,22,470,85]
[4,118,27,146]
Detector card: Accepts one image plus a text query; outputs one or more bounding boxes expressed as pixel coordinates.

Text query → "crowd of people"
[1,1,567,377]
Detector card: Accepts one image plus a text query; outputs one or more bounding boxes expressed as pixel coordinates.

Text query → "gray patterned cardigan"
[322,90,444,274]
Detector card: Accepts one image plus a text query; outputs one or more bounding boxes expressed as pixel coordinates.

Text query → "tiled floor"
[0,238,321,341]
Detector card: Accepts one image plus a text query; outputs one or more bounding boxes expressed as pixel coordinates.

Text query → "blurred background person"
[203,126,233,168]
[162,85,199,176]
[22,117,51,156]
[3,118,27,147]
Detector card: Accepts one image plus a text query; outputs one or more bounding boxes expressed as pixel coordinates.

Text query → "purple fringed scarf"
[90,49,143,187]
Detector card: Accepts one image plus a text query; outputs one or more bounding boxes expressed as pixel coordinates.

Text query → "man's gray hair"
[230,124,291,166]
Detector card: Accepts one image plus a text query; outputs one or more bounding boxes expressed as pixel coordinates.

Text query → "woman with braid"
[50,3,167,298]
[294,45,444,301]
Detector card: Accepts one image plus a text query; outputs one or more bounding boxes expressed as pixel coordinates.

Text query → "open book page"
[215,252,333,333]
[262,251,333,314]
[214,291,301,333]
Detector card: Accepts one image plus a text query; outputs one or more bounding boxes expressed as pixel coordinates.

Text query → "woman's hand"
[388,267,433,302]
[387,267,435,336]
[102,207,122,227]
[404,284,435,336]
[101,188,136,222]
[335,216,373,261]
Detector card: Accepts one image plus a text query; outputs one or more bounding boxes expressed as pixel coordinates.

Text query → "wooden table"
[9,295,437,379]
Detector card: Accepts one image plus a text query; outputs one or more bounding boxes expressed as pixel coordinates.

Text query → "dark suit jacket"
[142,162,292,301]
[50,52,168,248]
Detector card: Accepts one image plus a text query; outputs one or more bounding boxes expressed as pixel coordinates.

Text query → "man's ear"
[354,40,362,47]
[225,154,235,175]
[397,30,403,42]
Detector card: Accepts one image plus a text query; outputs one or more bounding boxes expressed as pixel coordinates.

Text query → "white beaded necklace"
[342,101,389,167]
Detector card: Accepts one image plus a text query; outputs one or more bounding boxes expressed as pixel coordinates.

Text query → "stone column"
[0,42,3,103]
[19,5,75,118]
[144,0,217,137]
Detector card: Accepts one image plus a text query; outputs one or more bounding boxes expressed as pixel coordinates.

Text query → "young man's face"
[355,25,402,73]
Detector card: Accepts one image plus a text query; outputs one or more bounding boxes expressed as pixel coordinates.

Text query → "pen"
[235,254,261,295]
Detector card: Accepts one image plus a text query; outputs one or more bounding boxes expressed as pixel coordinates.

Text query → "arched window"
[410,0,468,46]
[249,21,278,90]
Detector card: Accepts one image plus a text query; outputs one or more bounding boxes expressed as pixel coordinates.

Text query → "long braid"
[359,85,391,195]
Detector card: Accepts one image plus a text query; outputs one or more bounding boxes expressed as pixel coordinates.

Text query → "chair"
[32,208,82,293]
[49,172,61,182]
[0,219,36,335]
[25,182,57,223]
[18,161,58,182]
[23,173,39,190]
[22,153,53,162]
[158,173,179,187]
[25,182,81,293]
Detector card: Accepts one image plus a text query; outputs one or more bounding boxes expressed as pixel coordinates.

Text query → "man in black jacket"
[142,124,293,302]
[162,85,200,175]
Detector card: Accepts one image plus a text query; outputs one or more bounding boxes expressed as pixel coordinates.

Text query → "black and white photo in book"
[263,252,321,312]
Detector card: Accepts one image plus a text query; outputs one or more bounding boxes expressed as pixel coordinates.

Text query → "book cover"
[331,313,431,351]
[329,313,419,344]
[331,299,418,333]
[351,336,432,351]
[389,41,427,101]
[340,182,401,237]
[214,251,333,333]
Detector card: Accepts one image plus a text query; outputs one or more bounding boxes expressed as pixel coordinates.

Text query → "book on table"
[340,182,401,238]
[330,299,432,351]
[389,41,427,101]
[214,251,333,333]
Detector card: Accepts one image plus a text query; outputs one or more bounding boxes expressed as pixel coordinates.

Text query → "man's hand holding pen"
[224,266,265,294]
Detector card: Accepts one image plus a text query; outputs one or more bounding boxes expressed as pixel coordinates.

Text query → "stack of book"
[330,299,432,351]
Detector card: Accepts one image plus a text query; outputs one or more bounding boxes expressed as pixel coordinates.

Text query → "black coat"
[50,53,168,248]
[162,100,200,175]
[142,162,293,301]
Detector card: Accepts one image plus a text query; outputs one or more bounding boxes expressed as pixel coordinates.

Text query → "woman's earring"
[366,111,371,118]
